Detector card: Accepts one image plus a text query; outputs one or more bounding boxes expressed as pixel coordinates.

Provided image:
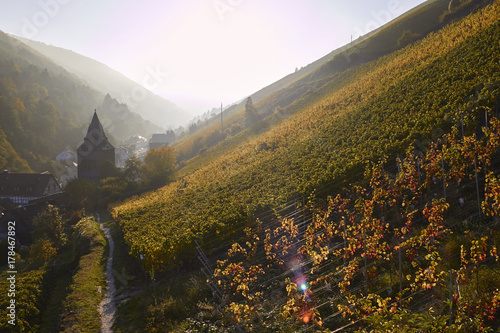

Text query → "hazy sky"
[0,0,427,114]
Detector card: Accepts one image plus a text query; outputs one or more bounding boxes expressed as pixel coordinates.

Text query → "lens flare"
[286,255,316,324]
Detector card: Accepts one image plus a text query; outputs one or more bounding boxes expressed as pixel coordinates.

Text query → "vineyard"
[100,2,500,332]
[194,114,500,331]
[112,2,500,273]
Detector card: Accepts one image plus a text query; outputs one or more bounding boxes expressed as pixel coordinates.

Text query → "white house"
[56,150,76,164]
[115,147,130,168]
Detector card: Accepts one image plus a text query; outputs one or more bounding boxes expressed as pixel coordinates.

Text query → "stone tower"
[77,111,115,182]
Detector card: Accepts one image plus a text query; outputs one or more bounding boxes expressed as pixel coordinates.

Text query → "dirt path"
[97,213,117,333]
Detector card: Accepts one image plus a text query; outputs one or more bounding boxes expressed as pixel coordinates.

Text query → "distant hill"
[0,30,163,172]
[14,36,191,128]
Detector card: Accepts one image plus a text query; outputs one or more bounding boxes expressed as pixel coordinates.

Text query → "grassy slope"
[60,217,106,332]
[0,215,107,332]
[113,3,500,269]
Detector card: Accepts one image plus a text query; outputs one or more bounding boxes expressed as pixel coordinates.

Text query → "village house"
[115,147,130,168]
[149,130,175,150]
[0,171,63,205]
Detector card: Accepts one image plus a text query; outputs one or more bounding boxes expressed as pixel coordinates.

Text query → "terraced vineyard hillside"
[113,2,500,267]
[111,2,500,331]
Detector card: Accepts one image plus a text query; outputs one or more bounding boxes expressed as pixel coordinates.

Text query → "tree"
[99,159,121,179]
[205,129,226,148]
[165,129,176,144]
[32,204,66,249]
[123,155,143,183]
[189,123,199,134]
[29,238,57,262]
[190,137,204,159]
[141,146,176,187]
[397,29,421,48]
[64,178,97,210]
[98,176,128,203]
[244,97,259,127]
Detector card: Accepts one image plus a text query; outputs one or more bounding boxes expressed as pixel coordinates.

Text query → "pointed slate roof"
[86,111,106,139]
[77,111,114,155]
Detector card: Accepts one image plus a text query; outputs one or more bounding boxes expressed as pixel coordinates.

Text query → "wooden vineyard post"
[417,156,421,185]
[399,246,403,296]
[196,241,243,332]
[474,155,481,218]
[442,154,447,201]
[449,270,454,326]
[363,230,368,293]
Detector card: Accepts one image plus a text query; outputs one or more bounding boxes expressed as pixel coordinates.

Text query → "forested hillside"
[0,31,162,172]
[15,37,191,128]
